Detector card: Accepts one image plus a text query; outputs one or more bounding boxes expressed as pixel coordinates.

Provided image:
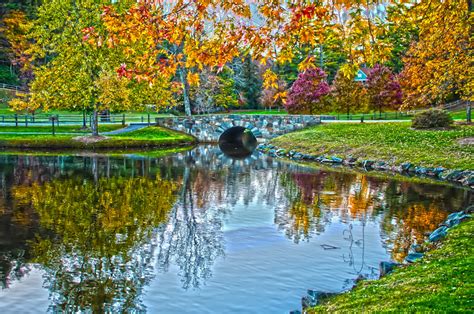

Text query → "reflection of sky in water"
[0,146,472,313]
[146,208,386,313]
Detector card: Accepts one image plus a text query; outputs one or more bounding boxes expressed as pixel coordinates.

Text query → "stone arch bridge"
[156,114,325,142]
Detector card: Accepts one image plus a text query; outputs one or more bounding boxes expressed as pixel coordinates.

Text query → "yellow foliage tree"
[400,0,473,109]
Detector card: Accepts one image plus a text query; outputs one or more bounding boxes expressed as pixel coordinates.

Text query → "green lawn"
[111,126,193,141]
[311,219,474,312]
[228,109,288,115]
[0,126,196,149]
[0,124,123,133]
[0,101,174,121]
[271,122,474,169]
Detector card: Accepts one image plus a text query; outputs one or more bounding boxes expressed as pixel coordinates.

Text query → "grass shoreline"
[0,126,197,149]
[310,218,474,312]
[271,122,474,170]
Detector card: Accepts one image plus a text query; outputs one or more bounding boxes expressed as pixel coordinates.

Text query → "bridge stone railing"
[156,114,324,142]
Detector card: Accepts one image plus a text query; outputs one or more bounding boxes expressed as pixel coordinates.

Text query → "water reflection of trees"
[15,174,178,312]
[155,165,226,289]
[154,148,290,289]
[0,156,46,289]
[0,149,472,305]
[278,170,473,261]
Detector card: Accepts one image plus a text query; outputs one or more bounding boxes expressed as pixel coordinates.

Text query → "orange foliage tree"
[99,1,251,116]
[400,0,473,110]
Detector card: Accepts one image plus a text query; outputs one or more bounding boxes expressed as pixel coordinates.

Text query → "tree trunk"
[467,102,472,123]
[92,108,99,136]
[179,67,192,116]
[82,109,87,129]
[319,43,324,69]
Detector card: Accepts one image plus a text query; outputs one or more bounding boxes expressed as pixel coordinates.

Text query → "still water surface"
[0,146,472,313]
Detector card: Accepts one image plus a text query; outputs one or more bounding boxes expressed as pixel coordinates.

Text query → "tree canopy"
[0,0,471,117]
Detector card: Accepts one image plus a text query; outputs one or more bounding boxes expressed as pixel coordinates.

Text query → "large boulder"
[428,226,448,242]
[302,290,338,309]
[379,261,400,277]
[405,252,424,263]
[401,162,414,172]
[445,212,471,228]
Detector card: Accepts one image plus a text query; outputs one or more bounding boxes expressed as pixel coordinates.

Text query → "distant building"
[354,68,370,82]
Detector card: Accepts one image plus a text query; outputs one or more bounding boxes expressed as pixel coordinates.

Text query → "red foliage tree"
[285,68,331,114]
[366,64,403,117]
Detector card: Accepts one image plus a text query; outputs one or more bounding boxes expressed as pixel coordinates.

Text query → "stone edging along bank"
[256,143,474,189]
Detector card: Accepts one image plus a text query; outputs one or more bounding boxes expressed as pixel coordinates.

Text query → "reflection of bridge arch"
[156,114,323,142]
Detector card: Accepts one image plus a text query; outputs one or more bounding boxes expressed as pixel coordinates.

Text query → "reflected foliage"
[279,170,472,261]
[21,175,177,312]
[156,167,226,289]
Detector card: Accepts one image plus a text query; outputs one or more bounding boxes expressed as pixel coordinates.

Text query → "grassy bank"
[0,146,192,158]
[0,126,196,149]
[311,219,474,312]
[0,124,123,133]
[271,122,474,170]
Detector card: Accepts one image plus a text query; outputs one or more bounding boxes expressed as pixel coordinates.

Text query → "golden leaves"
[187,72,200,87]
[263,69,279,89]
[400,0,472,108]
[297,56,318,72]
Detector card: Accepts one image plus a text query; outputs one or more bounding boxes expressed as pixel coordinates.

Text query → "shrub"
[412,109,453,129]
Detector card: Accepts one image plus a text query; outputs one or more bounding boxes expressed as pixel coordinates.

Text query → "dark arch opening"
[218,126,257,158]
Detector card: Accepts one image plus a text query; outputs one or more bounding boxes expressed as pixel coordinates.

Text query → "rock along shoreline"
[257,143,474,190]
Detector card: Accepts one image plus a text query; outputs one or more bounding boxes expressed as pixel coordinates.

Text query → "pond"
[0,146,472,313]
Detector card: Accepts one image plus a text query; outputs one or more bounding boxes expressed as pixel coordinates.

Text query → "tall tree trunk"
[319,43,324,69]
[92,107,99,136]
[467,102,472,123]
[179,67,192,116]
[82,109,87,129]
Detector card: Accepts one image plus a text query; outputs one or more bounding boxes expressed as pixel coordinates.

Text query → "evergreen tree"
[232,55,262,109]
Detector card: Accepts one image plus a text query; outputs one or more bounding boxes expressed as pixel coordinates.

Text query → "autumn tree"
[260,78,287,111]
[18,0,174,135]
[285,68,331,114]
[366,64,402,117]
[1,10,33,86]
[192,67,238,114]
[0,1,41,85]
[21,1,124,134]
[332,64,368,116]
[101,1,252,116]
[247,1,407,90]
[399,0,472,119]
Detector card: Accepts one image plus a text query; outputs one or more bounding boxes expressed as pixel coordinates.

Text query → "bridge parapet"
[156,114,323,142]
